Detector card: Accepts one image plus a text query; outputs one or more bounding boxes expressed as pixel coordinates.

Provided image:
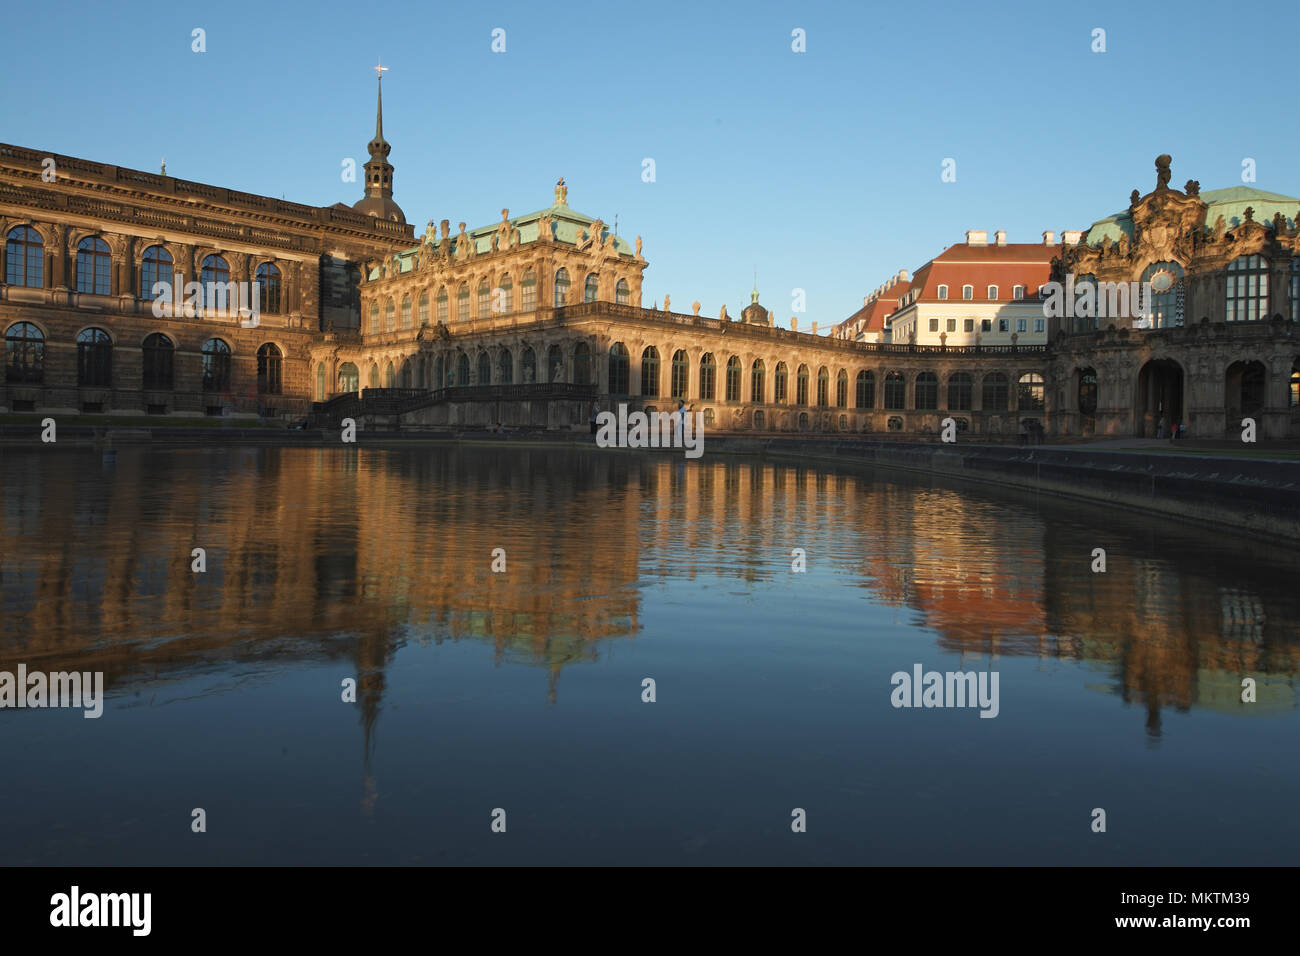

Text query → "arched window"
[477,351,491,385]
[436,287,448,324]
[338,362,359,393]
[961,284,973,300]
[369,363,379,388]
[498,274,513,314]
[256,262,281,314]
[142,333,174,390]
[498,348,513,385]
[141,246,172,301]
[456,353,469,386]
[384,361,395,388]
[987,285,998,300]
[76,237,111,295]
[547,344,564,383]
[1017,372,1045,410]
[937,284,948,300]
[5,226,44,287]
[1226,254,1269,322]
[796,364,809,406]
[641,346,660,396]
[477,279,490,318]
[915,371,938,410]
[257,343,283,394]
[4,322,44,384]
[574,342,592,386]
[384,297,395,331]
[699,353,716,400]
[836,369,848,408]
[751,359,765,403]
[418,290,430,326]
[616,279,630,305]
[816,367,829,407]
[521,270,537,312]
[201,338,231,391]
[856,370,874,409]
[401,294,412,329]
[433,356,444,389]
[1140,261,1185,328]
[608,343,629,394]
[77,327,112,387]
[948,372,973,410]
[316,363,326,401]
[521,347,536,384]
[554,268,570,307]
[884,371,906,410]
[400,359,412,388]
[982,372,1009,411]
[753,409,765,430]
[774,362,788,403]
[457,283,469,320]
[726,356,742,402]
[671,349,689,398]
[584,273,599,303]
[369,302,379,332]
[1013,285,1025,300]
[200,255,230,317]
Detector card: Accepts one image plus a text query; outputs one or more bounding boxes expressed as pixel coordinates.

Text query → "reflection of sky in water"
[0,445,1297,865]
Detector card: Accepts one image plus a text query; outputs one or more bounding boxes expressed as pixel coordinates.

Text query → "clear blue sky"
[4,0,1297,327]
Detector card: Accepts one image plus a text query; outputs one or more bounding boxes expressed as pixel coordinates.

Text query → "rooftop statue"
[1155,154,1172,190]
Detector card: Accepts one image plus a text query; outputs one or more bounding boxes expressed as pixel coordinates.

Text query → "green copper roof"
[1085,186,1300,246]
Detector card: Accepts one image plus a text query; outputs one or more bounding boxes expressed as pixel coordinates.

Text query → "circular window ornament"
[1149,269,1176,294]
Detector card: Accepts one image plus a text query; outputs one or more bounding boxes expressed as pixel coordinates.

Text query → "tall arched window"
[521,347,536,384]
[77,327,112,387]
[5,226,44,287]
[141,246,172,301]
[383,361,395,387]
[521,270,537,311]
[574,342,592,386]
[369,363,379,388]
[836,369,848,408]
[796,364,809,406]
[937,284,948,300]
[338,362,359,393]
[257,343,283,394]
[726,356,742,402]
[816,367,829,406]
[584,273,599,303]
[418,290,430,326]
[554,268,570,307]
[456,353,470,386]
[77,237,111,295]
[256,262,281,314]
[608,343,629,394]
[457,283,469,320]
[369,302,379,332]
[200,255,230,317]
[477,279,490,318]
[316,363,326,401]
[1140,261,1185,328]
[948,372,973,410]
[915,371,938,410]
[982,372,1009,411]
[671,349,689,398]
[201,339,231,391]
[477,351,491,385]
[384,297,395,331]
[547,344,564,383]
[856,370,874,409]
[641,346,660,396]
[616,279,630,305]
[751,359,765,404]
[401,294,412,329]
[1017,372,1045,410]
[4,322,44,384]
[884,371,906,410]
[774,362,788,403]
[1226,254,1269,322]
[498,348,513,385]
[699,353,716,400]
[498,274,513,314]
[142,333,174,390]
[436,287,448,324]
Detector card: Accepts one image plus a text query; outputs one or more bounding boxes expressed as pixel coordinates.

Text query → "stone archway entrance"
[1225,360,1266,429]
[1135,359,1183,437]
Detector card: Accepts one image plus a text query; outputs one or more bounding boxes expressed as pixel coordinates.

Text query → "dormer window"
[1013,285,1025,300]
[987,285,998,299]
[937,284,948,300]
[962,285,973,300]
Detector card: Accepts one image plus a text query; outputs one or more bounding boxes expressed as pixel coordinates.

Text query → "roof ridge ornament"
[555,177,568,206]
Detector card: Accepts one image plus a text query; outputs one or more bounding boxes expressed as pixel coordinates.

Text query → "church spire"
[352,60,405,223]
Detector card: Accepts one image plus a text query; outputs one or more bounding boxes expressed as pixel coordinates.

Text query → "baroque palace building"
[2,77,1297,438]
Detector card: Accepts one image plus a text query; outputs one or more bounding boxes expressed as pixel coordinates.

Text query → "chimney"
[994,230,1007,246]
[897,269,909,281]
[1062,230,1083,246]
[966,230,987,246]
[1042,230,1056,245]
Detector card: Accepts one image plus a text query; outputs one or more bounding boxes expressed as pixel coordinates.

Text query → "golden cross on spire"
[374,59,389,80]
